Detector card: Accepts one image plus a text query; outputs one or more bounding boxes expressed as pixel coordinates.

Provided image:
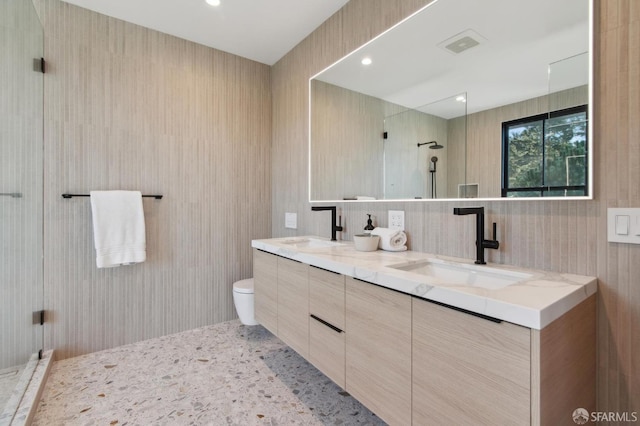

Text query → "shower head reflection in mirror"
[417,141,444,149]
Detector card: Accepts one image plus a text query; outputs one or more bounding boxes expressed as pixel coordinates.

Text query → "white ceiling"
[60,0,349,65]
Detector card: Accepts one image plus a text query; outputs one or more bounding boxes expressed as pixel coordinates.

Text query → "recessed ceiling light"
[206,0,221,6]
[361,57,372,66]
[456,95,466,103]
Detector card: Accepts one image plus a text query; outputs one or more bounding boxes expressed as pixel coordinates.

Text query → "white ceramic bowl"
[353,234,380,252]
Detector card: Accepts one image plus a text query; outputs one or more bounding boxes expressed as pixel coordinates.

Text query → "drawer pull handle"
[310,314,343,333]
[423,299,502,323]
[310,265,341,275]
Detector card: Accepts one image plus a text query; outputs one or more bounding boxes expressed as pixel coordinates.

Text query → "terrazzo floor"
[33,320,386,425]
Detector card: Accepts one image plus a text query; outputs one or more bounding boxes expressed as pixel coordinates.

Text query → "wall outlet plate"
[285,212,297,229]
[388,210,405,230]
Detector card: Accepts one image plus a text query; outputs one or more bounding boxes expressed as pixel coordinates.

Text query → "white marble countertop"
[251,236,597,330]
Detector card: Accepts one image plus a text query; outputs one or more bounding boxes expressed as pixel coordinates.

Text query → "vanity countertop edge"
[251,236,598,330]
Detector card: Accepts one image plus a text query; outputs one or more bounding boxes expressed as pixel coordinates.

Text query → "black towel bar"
[62,193,163,200]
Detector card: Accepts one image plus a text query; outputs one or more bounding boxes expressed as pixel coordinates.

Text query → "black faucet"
[311,206,343,241]
[453,207,499,264]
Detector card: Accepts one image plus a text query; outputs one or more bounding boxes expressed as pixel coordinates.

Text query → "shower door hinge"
[33,57,45,73]
[383,131,388,139]
[38,349,43,360]
[33,310,45,325]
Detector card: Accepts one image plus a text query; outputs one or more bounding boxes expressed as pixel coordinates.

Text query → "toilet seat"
[233,278,257,326]
[233,278,254,294]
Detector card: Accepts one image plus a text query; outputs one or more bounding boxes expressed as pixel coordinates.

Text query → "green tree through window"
[502,105,587,197]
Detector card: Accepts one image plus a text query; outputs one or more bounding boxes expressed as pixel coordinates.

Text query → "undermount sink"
[280,237,343,249]
[387,258,532,290]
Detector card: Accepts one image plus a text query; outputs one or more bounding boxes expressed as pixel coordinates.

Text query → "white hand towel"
[370,227,407,252]
[90,190,146,268]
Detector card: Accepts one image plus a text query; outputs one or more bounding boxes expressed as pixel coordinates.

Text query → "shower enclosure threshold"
[0,350,53,425]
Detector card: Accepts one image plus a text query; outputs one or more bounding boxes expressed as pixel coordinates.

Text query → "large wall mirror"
[309,0,592,202]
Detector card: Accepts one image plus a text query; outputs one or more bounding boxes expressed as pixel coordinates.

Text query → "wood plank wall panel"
[596,0,640,419]
[39,0,271,359]
[311,81,388,200]
[272,0,639,419]
[311,79,456,201]
[0,0,44,369]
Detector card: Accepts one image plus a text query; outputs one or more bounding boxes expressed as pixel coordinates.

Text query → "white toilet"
[233,278,258,326]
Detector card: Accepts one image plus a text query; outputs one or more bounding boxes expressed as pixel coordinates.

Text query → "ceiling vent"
[438,29,487,55]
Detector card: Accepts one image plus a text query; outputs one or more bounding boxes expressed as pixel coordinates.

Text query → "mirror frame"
[308,0,593,203]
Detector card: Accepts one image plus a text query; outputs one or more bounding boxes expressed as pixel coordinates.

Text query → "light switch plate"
[607,208,640,244]
[388,210,405,230]
[285,212,297,229]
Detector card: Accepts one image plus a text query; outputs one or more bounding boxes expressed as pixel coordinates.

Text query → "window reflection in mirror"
[500,52,589,198]
[502,105,587,197]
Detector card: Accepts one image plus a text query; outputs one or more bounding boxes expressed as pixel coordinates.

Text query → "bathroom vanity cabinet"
[413,295,596,425]
[251,245,596,426]
[253,250,309,357]
[413,298,530,424]
[345,277,412,426]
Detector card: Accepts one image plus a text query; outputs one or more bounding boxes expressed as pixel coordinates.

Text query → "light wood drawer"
[346,277,411,426]
[253,249,278,334]
[309,266,345,329]
[412,297,530,425]
[309,316,345,389]
[277,257,309,358]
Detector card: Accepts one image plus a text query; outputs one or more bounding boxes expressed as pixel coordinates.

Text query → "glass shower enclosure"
[0,0,44,419]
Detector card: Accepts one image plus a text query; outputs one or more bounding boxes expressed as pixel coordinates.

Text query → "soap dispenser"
[364,214,375,234]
